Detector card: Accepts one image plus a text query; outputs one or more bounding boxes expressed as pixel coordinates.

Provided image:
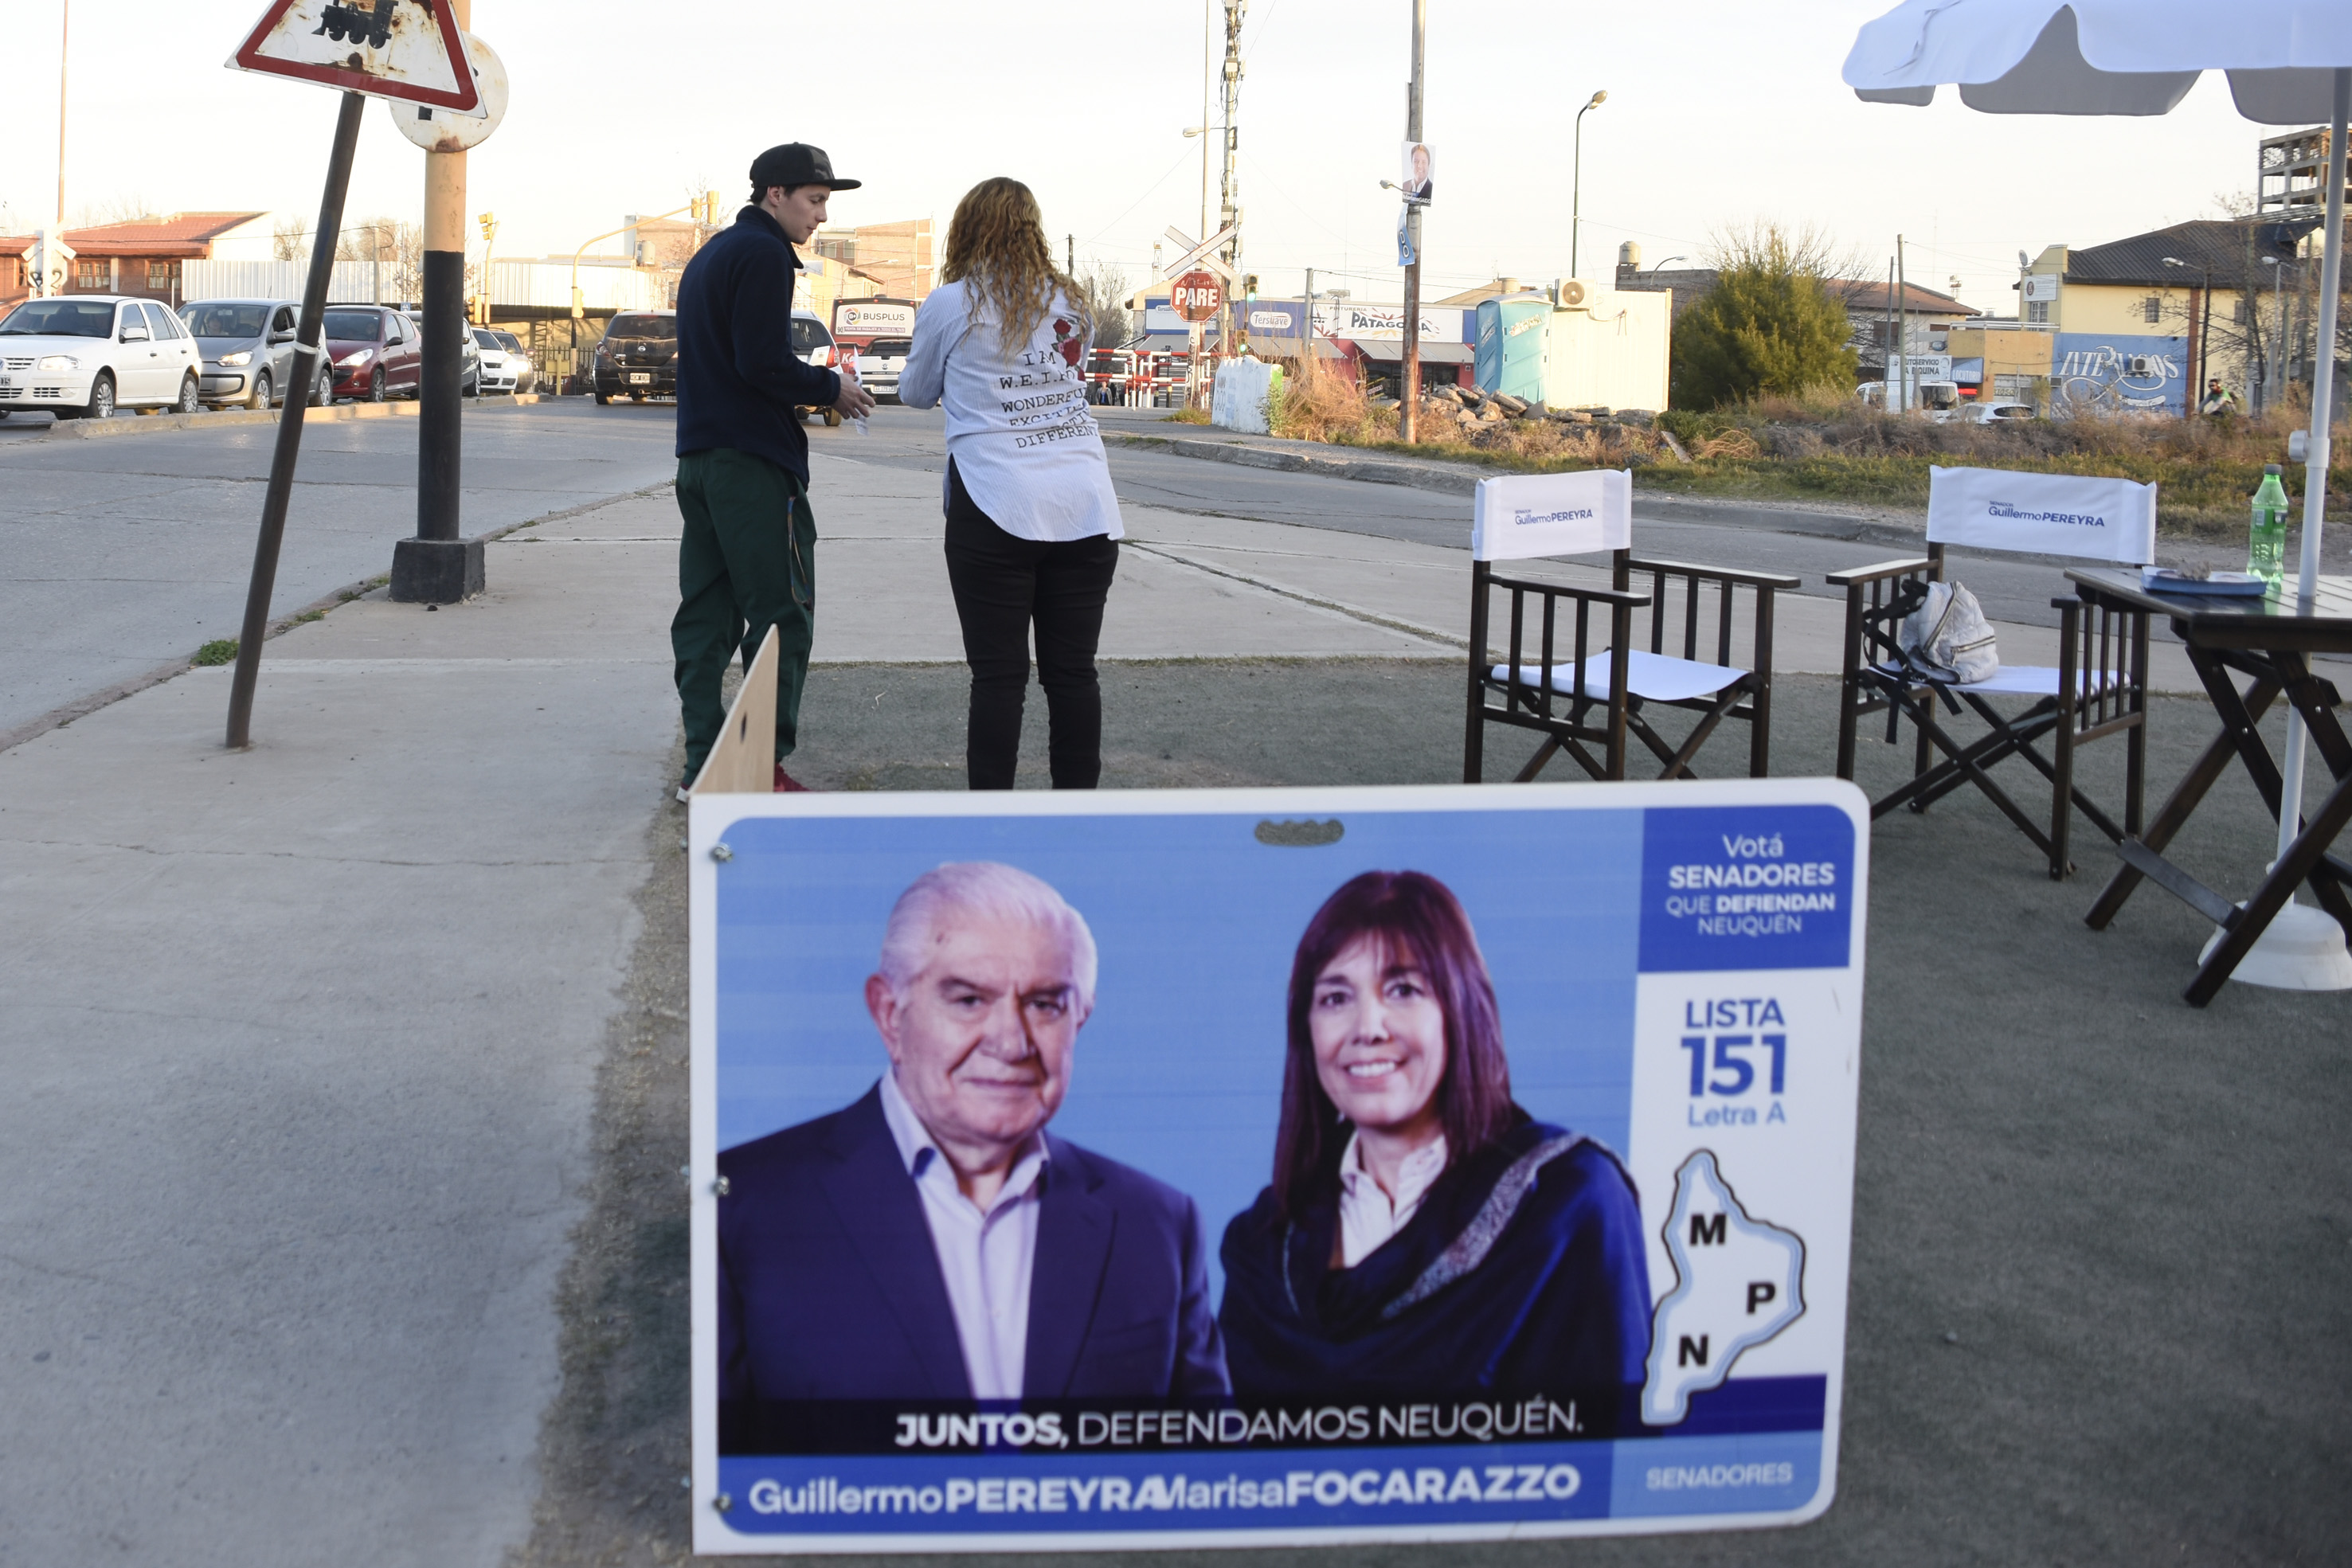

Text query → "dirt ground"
[510,662,2350,1568]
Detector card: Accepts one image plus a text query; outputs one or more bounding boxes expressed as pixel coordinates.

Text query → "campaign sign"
[690,781,1868,1552]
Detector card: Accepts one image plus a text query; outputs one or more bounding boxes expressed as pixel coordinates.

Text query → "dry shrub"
[1270,359,1393,444]
[1696,428,1763,460]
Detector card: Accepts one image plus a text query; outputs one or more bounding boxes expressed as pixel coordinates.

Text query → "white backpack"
[1899,581,1999,684]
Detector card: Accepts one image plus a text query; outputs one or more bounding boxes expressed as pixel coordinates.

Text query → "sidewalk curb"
[29,392,542,441]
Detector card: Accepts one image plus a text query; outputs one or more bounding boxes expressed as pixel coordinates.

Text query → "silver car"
[851,336,910,402]
[178,298,327,410]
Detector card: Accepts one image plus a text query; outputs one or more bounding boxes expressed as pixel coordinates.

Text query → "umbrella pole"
[2274,68,2350,869]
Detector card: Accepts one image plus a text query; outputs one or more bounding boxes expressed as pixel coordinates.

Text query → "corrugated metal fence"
[180,259,659,314]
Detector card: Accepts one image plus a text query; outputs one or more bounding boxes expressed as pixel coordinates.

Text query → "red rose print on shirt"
[1052,318,1084,368]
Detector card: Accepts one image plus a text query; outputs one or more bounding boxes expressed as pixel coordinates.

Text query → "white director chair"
[1829,465,2154,879]
[1464,470,1798,783]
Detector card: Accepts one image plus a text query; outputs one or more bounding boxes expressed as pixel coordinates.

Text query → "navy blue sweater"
[674,205,841,484]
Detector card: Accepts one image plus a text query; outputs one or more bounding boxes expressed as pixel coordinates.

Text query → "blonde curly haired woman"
[900,178,1124,790]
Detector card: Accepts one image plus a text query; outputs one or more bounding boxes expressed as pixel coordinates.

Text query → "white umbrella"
[1844,1,2352,986]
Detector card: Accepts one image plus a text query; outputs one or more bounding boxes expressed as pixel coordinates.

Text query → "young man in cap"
[671,143,876,797]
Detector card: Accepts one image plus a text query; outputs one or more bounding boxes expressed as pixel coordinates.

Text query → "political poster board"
[691,781,1869,1552]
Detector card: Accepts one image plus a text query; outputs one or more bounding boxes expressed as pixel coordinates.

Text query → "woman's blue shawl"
[1216,1112,1653,1405]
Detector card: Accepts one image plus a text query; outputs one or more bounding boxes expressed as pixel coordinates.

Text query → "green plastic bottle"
[2249,463,2289,592]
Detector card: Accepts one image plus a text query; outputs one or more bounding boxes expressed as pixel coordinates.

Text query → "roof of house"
[1837,280,1975,315]
[0,236,29,257]
[2062,217,2316,286]
[61,212,267,257]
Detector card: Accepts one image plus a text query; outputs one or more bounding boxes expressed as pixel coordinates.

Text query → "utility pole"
[1216,0,1246,357]
[1894,235,1908,414]
[1304,265,1316,370]
[1400,0,1426,444]
[1884,257,1896,409]
[56,0,68,236]
[1067,233,1075,280]
[393,0,480,604]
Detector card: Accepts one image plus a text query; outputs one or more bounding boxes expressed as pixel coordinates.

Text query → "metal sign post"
[1172,269,1223,411]
[224,91,366,750]
[221,0,487,748]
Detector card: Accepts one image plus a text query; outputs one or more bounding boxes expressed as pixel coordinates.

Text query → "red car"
[322,305,423,401]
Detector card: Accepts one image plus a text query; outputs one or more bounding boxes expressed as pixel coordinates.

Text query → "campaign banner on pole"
[690,782,1869,1552]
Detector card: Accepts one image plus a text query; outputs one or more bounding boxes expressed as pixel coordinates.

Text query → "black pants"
[942,461,1119,790]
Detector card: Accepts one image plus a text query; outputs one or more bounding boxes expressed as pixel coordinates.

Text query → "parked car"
[397,310,481,397]
[792,309,842,425]
[323,305,422,401]
[179,298,327,410]
[594,311,678,404]
[0,295,200,420]
[482,327,535,393]
[1965,401,2037,424]
[851,335,910,402]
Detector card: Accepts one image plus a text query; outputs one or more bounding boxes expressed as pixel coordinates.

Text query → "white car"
[851,336,910,402]
[0,295,202,420]
[1964,401,2036,424]
[472,327,526,394]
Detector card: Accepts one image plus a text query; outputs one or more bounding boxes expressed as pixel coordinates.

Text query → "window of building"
[76,258,108,290]
[2233,299,2250,324]
[2025,300,2050,324]
[147,259,181,292]
[2143,295,2162,324]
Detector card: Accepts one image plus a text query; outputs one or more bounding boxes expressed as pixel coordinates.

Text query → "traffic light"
[1243,272,1259,299]
[477,212,496,242]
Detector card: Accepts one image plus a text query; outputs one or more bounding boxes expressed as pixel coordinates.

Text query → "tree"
[272,216,309,261]
[338,217,424,300]
[1671,224,1860,409]
[1071,256,1133,346]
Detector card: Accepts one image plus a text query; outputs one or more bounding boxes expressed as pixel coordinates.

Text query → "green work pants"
[672,448,816,784]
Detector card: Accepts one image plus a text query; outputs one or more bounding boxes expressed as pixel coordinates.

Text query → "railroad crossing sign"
[229,0,486,115]
[1172,271,1224,323]
[1160,224,1237,283]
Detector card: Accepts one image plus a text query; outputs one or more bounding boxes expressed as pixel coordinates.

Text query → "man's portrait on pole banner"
[1401,141,1434,203]
[695,791,1865,1550]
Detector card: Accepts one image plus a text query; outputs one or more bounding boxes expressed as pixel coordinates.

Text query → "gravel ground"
[511,662,2350,1568]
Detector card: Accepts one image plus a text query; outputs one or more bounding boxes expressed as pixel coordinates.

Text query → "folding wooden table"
[2068,569,2352,1005]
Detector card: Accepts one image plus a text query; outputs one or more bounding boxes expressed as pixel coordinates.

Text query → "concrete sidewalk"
[0,492,679,1567]
[4,442,2344,1567]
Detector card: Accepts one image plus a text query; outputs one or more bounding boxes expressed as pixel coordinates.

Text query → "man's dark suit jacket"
[718,1084,1230,1408]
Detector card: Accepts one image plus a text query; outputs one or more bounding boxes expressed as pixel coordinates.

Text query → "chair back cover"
[1926,465,2157,564]
[1472,468,1631,561]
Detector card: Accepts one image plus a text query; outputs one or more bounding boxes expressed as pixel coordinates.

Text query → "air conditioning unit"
[2127,355,2154,377]
[1553,277,1589,308]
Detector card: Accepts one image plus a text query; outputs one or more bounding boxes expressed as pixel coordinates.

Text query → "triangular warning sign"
[228,0,484,116]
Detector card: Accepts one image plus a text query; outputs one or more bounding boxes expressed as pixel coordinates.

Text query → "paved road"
[0,401,679,738]
[798,402,2186,632]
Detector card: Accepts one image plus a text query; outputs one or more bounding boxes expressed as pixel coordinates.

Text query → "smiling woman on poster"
[1217,870,1650,1399]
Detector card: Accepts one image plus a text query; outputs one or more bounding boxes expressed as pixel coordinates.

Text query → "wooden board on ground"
[689,625,777,796]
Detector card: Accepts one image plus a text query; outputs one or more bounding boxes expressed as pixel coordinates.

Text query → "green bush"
[193,639,238,667]
[1672,227,1859,410]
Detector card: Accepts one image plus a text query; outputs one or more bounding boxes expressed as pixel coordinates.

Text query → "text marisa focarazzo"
[894,1398,1583,1451]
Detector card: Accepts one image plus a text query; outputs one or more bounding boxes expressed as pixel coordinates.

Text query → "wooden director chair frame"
[1830,542,2149,880]
[1465,547,1799,784]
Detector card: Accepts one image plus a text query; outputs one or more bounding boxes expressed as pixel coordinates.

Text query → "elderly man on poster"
[718,862,1229,1417]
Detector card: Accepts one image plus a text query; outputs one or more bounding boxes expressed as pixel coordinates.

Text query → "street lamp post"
[2163,255,2211,415]
[1571,90,1606,278]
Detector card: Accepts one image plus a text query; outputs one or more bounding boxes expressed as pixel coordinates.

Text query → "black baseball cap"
[749,143,860,193]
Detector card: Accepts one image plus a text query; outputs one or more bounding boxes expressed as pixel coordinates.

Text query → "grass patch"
[1164,407,1210,425]
[193,639,237,666]
[289,609,325,625]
